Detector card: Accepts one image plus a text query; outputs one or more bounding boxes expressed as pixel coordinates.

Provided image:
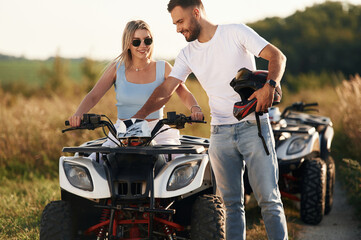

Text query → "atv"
[279,101,335,215]
[243,102,334,225]
[40,112,225,240]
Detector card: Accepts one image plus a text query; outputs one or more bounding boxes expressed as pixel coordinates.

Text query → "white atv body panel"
[59,153,211,200]
[59,156,111,199]
[154,154,210,198]
[277,131,320,161]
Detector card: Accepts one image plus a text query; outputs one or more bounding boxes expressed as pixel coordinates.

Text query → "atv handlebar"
[62,114,117,139]
[161,112,206,129]
[281,102,319,118]
[62,112,206,136]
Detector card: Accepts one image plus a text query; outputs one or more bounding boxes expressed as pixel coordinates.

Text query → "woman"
[69,20,203,146]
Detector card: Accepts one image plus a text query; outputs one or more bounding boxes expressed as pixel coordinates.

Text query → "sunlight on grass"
[0,178,60,239]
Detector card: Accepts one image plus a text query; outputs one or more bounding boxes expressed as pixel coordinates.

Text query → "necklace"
[132,61,150,72]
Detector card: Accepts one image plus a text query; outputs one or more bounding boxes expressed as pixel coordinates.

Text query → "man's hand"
[190,105,204,121]
[248,84,275,113]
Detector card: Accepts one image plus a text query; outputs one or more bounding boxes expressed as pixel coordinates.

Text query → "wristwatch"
[266,79,277,88]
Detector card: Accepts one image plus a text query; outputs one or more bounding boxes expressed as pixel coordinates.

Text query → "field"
[0,58,360,239]
[0,59,83,86]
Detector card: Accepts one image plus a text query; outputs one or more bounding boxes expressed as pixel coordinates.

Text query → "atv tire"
[40,200,74,240]
[300,158,327,225]
[324,156,335,215]
[191,194,225,240]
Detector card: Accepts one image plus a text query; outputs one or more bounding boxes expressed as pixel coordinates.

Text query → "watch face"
[268,80,276,88]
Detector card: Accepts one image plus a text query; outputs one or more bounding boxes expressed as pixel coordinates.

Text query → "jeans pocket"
[244,120,257,126]
[211,125,219,134]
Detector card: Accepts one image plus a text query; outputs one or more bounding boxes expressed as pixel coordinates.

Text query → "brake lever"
[304,108,319,113]
[62,127,78,133]
[61,123,103,133]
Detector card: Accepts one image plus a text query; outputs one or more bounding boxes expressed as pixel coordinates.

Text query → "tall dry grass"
[0,79,209,179]
[0,85,117,178]
[334,75,361,220]
[336,74,361,159]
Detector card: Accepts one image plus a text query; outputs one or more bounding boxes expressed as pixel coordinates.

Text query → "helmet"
[268,106,281,123]
[230,68,282,120]
[117,119,151,138]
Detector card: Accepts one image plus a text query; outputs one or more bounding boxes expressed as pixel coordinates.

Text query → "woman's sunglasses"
[132,38,153,47]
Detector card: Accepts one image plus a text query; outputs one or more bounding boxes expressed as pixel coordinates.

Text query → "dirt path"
[297,181,361,240]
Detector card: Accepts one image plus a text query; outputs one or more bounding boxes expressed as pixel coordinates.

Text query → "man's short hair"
[167,0,204,12]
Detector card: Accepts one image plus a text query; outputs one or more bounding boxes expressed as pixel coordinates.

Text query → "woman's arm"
[68,62,117,126]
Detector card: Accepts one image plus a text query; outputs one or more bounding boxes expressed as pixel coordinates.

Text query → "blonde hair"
[113,20,154,69]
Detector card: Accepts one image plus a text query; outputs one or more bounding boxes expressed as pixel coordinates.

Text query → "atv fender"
[59,156,111,199]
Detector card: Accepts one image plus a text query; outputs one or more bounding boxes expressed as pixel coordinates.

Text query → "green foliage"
[0,56,102,97]
[0,59,48,86]
[283,71,344,92]
[0,58,83,87]
[39,54,72,93]
[81,57,103,92]
[251,1,361,76]
[338,159,361,220]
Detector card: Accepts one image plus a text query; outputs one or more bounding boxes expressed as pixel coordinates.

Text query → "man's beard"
[185,17,201,42]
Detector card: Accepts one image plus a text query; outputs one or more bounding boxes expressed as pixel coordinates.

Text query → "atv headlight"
[63,162,93,191]
[167,161,200,191]
[287,136,310,155]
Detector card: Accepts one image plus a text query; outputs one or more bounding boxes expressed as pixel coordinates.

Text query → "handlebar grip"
[185,116,207,124]
[65,120,70,126]
[192,120,207,123]
[305,102,318,107]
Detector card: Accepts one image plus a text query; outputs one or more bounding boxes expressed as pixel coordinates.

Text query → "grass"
[0,178,60,239]
[0,177,301,240]
[338,159,361,221]
[245,196,301,240]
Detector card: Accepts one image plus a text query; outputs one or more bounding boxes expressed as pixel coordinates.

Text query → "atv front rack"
[62,144,205,155]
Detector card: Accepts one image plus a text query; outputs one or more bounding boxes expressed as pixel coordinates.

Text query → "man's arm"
[132,76,182,119]
[175,83,204,120]
[249,44,287,112]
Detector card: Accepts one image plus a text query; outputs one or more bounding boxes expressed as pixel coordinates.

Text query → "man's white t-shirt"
[169,23,269,125]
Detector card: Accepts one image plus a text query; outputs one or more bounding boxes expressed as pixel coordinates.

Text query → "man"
[133,0,288,239]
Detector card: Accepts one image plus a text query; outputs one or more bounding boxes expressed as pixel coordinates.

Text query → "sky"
[0,0,360,61]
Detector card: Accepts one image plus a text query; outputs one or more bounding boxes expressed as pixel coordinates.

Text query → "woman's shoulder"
[155,60,172,78]
[156,60,172,68]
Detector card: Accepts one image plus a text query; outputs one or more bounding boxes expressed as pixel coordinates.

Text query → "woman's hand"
[68,114,82,127]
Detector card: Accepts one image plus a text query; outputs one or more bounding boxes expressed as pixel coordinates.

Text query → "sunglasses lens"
[144,38,153,45]
[132,39,141,47]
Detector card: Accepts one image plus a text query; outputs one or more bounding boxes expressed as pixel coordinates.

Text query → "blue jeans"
[209,118,288,240]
